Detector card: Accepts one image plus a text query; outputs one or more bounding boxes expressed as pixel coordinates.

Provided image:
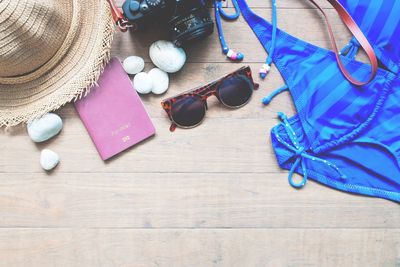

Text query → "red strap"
[307,0,378,86]
[106,0,134,32]
[107,0,124,22]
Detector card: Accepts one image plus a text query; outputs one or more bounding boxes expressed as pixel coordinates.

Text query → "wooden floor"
[1,0,399,266]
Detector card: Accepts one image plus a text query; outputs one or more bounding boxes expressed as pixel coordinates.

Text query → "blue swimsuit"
[338,0,400,74]
[237,0,400,202]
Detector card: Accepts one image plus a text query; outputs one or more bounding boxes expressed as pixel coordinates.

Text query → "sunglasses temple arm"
[204,100,209,110]
[169,123,177,132]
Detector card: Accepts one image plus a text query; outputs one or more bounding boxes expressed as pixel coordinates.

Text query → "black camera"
[122,0,214,47]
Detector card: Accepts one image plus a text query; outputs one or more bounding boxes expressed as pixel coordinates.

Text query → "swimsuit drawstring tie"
[339,37,360,60]
[262,84,288,105]
[274,112,347,188]
[215,0,244,61]
[260,0,278,79]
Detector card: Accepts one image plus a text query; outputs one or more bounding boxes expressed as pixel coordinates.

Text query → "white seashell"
[149,40,186,73]
[123,56,145,75]
[27,113,63,143]
[40,149,60,171]
[133,72,153,94]
[148,68,169,95]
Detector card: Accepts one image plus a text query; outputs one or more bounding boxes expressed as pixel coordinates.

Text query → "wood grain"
[115,0,335,8]
[0,0,398,266]
[110,8,353,63]
[0,229,398,267]
[0,173,398,228]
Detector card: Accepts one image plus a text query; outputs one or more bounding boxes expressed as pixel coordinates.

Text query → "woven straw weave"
[0,0,115,127]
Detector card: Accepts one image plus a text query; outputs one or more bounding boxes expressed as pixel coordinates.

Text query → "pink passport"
[75,58,155,160]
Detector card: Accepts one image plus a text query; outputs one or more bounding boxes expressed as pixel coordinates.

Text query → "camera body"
[122,0,168,26]
[122,0,214,47]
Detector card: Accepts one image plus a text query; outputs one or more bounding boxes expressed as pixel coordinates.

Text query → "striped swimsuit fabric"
[237,0,400,202]
[339,0,400,74]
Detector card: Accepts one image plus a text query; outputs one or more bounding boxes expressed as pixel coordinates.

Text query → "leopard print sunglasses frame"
[161,66,259,131]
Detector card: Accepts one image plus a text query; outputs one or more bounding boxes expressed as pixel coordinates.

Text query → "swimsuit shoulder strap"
[308,0,378,86]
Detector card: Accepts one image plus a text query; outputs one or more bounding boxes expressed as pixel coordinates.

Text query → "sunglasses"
[161,66,259,131]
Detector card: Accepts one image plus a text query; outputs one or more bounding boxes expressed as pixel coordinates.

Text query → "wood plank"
[110,8,353,63]
[0,228,397,267]
[229,0,335,8]
[115,0,335,9]
[59,63,292,119]
[0,64,294,174]
[0,65,289,173]
[0,173,397,228]
[0,117,296,173]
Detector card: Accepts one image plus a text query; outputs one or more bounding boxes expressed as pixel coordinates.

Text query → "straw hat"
[0,0,115,127]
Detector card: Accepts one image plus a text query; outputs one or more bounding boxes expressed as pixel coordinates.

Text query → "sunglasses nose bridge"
[199,94,212,110]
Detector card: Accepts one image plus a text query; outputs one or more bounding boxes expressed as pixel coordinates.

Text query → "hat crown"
[0,0,75,81]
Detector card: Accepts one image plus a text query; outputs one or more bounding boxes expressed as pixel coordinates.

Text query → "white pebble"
[149,68,169,95]
[40,149,60,171]
[122,56,145,75]
[27,113,63,143]
[133,72,153,94]
[149,40,186,73]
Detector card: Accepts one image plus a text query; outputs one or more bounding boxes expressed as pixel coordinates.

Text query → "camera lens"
[140,3,149,12]
[169,1,214,47]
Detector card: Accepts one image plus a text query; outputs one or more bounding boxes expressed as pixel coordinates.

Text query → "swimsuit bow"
[274,112,347,188]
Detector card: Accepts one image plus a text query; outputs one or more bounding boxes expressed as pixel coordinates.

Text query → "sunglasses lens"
[218,75,253,108]
[171,96,206,128]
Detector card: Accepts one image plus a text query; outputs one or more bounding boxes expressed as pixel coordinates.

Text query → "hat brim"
[0,0,114,127]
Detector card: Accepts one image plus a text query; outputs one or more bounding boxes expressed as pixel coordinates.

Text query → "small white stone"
[40,149,60,171]
[149,40,186,73]
[27,113,63,143]
[122,56,145,75]
[148,68,169,95]
[133,72,153,94]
